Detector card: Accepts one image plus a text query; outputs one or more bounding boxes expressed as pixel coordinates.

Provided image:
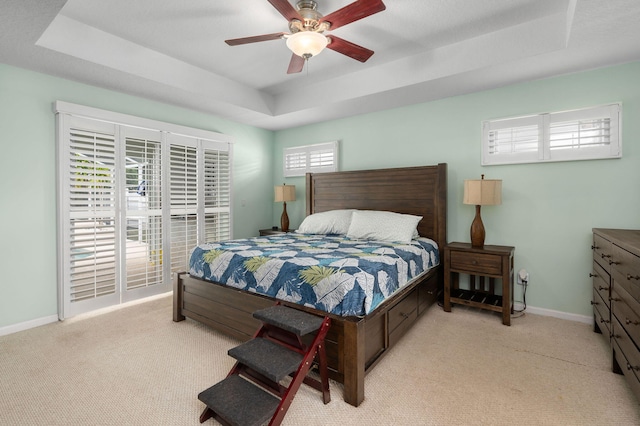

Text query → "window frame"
[283,141,338,177]
[482,103,621,166]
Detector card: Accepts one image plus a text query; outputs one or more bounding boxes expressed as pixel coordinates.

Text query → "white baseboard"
[513,303,592,324]
[0,315,59,337]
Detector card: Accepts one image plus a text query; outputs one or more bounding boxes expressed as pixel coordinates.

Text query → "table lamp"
[463,175,502,248]
[274,184,296,232]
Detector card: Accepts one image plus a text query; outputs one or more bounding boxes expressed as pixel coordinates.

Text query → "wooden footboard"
[173,267,439,406]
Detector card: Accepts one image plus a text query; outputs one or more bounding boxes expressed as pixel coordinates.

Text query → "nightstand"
[259,228,292,236]
[443,242,515,325]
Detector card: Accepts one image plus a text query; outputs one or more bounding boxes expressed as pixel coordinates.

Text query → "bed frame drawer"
[388,289,418,347]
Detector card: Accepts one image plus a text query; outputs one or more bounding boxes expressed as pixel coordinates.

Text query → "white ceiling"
[2,0,640,130]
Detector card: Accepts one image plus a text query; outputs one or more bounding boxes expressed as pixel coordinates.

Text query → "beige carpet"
[1,294,638,425]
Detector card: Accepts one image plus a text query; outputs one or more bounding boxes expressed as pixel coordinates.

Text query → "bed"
[173,163,447,407]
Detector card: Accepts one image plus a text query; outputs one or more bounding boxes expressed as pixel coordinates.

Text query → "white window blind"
[284,141,338,177]
[482,104,621,165]
[56,102,233,319]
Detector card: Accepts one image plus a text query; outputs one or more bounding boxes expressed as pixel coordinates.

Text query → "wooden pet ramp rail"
[198,304,331,425]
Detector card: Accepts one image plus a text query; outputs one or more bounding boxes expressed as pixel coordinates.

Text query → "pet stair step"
[198,374,280,426]
[228,337,303,383]
[253,305,324,336]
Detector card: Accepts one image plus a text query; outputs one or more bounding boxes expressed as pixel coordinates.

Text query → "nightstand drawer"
[449,250,502,276]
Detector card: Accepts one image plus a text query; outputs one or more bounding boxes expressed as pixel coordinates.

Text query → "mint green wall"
[0,63,274,328]
[273,62,640,317]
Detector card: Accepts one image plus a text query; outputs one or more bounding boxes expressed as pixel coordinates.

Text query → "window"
[56,102,232,318]
[482,104,621,165]
[284,141,338,177]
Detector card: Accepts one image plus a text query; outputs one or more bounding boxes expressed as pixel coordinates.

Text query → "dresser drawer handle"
[608,297,620,302]
[590,300,598,306]
[400,312,410,319]
[611,333,621,339]
[625,318,640,326]
[600,318,610,324]
[589,273,597,278]
[609,260,620,266]
[598,286,609,291]
[601,253,611,259]
[591,245,599,250]
[627,274,640,281]
[627,363,640,372]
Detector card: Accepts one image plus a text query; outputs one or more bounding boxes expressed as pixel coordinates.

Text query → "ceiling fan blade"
[225,32,287,46]
[319,0,386,30]
[287,54,305,74]
[268,0,303,21]
[326,35,374,62]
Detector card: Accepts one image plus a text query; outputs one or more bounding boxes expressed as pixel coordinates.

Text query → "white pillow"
[346,210,422,244]
[296,209,355,235]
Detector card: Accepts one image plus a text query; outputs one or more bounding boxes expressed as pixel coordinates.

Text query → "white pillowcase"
[346,210,422,244]
[296,209,355,235]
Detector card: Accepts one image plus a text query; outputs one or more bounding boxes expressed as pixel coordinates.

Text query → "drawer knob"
[591,245,599,250]
[625,318,640,326]
[589,273,597,278]
[601,253,611,259]
[600,318,610,324]
[598,286,609,291]
[627,274,640,281]
[609,297,621,302]
[590,300,598,306]
[627,363,640,372]
[609,260,620,266]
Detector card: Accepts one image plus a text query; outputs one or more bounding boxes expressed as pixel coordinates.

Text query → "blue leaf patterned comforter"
[189,233,439,317]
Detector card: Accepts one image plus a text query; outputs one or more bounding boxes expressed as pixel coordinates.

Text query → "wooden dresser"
[592,228,640,401]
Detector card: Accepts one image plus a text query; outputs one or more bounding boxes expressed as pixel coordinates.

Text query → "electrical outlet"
[517,269,529,285]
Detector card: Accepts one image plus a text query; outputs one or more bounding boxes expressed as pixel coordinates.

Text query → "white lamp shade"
[463,179,502,206]
[274,185,296,202]
[286,31,328,58]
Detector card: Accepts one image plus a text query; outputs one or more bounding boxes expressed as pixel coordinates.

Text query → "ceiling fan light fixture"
[286,31,328,58]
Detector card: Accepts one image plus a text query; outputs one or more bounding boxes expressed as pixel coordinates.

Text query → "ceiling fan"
[225,0,386,74]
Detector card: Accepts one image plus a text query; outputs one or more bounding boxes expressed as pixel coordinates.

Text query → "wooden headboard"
[305,163,447,250]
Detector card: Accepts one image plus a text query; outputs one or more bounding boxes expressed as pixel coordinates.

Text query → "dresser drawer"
[612,339,640,400]
[593,233,613,272]
[592,260,611,309]
[612,285,640,349]
[612,316,640,385]
[449,250,502,276]
[611,244,640,302]
[593,289,611,338]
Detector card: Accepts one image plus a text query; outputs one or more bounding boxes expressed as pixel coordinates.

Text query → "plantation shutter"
[482,104,621,165]
[121,127,164,301]
[56,101,233,319]
[284,141,338,177]
[59,116,119,317]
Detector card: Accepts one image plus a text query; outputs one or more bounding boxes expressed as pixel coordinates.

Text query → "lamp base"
[470,205,485,248]
[280,202,290,232]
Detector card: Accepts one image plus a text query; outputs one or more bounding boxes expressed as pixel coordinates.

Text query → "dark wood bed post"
[342,318,365,406]
[173,272,185,322]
